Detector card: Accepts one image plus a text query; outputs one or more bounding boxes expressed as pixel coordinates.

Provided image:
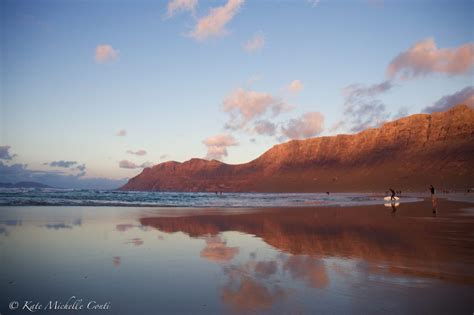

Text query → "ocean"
[0,188,421,207]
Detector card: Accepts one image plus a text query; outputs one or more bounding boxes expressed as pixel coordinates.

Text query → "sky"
[1,0,473,189]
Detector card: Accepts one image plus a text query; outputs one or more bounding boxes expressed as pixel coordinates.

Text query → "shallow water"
[0,189,423,207]
[0,199,473,314]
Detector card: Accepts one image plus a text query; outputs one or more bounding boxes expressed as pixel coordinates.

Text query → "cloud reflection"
[282,255,329,289]
[221,275,286,312]
[40,219,81,230]
[200,235,239,263]
[112,256,121,267]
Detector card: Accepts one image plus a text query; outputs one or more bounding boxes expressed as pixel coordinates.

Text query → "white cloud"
[48,160,78,168]
[281,112,324,139]
[202,134,239,160]
[190,0,244,40]
[422,86,474,113]
[167,0,197,17]
[340,81,393,132]
[95,44,119,64]
[342,80,393,100]
[119,160,152,169]
[126,149,147,156]
[253,120,276,136]
[0,146,17,160]
[244,32,265,53]
[287,80,304,93]
[307,0,320,6]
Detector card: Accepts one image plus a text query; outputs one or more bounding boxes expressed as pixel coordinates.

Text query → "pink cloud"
[281,112,324,139]
[386,38,474,79]
[287,80,304,93]
[190,0,244,40]
[167,0,197,17]
[116,129,127,137]
[244,32,265,53]
[202,134,239,160]
[223,88,290,130]
[95,44,119,64]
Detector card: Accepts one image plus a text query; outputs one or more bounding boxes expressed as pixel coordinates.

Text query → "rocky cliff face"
[120,105,474,192]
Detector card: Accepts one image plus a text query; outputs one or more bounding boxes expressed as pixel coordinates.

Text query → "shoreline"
[0,197,472,208]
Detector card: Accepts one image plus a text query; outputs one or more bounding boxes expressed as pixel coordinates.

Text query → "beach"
[1,196,473,314]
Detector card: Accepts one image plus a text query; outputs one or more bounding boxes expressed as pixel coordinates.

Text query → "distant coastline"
[0,181,52,189]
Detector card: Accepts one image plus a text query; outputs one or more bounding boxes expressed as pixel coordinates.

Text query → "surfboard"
[384,196,400,201]
[384,203,400,207]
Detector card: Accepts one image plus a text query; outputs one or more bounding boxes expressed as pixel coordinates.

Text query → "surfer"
[389,188,396,201]
[429,185,435,196]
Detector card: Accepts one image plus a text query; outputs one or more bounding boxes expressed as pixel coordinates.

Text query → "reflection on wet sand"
[140,199,474,285]
[219,253,331,311]
[1,200,473,314]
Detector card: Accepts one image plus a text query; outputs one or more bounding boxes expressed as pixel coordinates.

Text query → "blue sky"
[1,0,473,188]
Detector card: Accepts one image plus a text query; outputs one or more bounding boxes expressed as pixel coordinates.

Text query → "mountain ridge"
[120,105,474,192]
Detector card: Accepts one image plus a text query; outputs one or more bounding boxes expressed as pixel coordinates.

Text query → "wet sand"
[1,198,473,314]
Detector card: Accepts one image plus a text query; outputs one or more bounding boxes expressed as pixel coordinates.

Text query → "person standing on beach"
[389,188,396,201]
[429,185,438,214]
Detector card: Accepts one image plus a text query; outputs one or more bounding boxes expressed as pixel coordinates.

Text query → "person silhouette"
[429,185,435,196]
[389,188,396,201]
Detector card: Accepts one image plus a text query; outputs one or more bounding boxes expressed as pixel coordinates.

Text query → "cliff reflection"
[140,199,474,285]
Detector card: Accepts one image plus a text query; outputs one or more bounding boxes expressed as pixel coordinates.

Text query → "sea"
[0,188,421,207]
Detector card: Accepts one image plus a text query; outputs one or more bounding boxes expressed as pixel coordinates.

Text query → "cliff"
[120,105,474,192]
